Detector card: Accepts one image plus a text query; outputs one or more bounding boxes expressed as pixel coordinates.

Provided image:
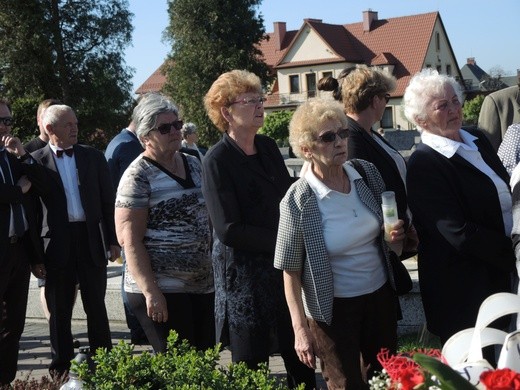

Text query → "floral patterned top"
[116,153,213,294]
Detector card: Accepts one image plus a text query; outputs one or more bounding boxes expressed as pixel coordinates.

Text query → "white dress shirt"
[48,143,86,222]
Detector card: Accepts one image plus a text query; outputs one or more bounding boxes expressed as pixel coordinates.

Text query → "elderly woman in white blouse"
[404,69,515,345]
[274,98,405,390]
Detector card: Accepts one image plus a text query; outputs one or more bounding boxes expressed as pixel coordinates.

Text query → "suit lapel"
[360,129,404,177]
[38,145,65,191]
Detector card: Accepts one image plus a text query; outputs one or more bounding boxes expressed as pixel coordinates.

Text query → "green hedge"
[75,331,301,390]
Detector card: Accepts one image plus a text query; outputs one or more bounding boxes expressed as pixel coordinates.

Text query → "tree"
[163,0,272,147]
[259,110,294,144]
[0,0,134,148]
[479,66,507,92]
[462,95,485,126]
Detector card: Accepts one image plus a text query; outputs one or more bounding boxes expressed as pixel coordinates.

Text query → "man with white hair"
[31,104,120,377]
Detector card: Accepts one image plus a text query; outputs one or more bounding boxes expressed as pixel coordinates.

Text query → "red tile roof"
[258,30,298,68]
[135,63,168,94]
[344,12,439,96]
[136,11,451,100]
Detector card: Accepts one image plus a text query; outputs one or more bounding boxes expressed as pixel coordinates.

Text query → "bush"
[75,331,301,390]
[259,110,294,143]
[463,95,485,126]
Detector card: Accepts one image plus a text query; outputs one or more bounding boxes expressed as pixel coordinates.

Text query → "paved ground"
[16,318,326,388]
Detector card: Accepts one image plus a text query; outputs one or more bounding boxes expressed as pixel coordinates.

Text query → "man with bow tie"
[0,98,46,386]
[31,104,120,377]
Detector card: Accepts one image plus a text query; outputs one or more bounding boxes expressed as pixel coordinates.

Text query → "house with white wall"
[136,10,463,131]
[259,10,463,130]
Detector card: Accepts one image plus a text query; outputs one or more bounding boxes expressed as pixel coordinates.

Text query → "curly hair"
[204,70,262,133]
[289,98,348,160]
[403,68,464,130]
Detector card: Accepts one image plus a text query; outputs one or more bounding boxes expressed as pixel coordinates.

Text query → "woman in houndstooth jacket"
[274,98,405,390]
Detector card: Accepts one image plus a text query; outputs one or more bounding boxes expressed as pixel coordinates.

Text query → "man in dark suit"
[0,99,46,385]
[31,104,120,377]
[104,119,147,344]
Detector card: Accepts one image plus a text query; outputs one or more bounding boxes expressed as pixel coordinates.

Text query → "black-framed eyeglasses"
[317,128,350,143]
[0,117,13,126]
[230,96,266,106]
[155,120,184,134]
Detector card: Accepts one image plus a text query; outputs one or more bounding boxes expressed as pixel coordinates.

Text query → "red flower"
[398,366,425,390]
[377,348,427,389]
[480,368,520,390]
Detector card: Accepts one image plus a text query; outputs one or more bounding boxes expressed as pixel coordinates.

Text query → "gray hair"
[403,68,464,131]
[132,93,179,146]
[181,122,197,138]
[42,104,75,128]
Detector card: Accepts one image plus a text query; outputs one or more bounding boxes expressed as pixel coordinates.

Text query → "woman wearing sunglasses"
[114,92,214,353]
[318,64,418,258]
[203,70,316,389]
[274,98,405,389]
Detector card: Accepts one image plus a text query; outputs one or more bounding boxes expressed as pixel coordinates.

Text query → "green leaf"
[413,353,477,390]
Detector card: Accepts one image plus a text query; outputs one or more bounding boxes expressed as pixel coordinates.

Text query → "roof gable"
[344,12,440,96]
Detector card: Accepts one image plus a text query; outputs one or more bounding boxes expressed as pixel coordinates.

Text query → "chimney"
[363,9,378,32]
[467,57,476,65]
[273,22,286,51]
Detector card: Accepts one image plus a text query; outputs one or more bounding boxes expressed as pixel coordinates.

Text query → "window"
[426,64,431,69]
[322,71,333,79]
[436,32,440,51]
[436,65,442,73]
[306,73,316,98]
[446,64,452,76]
[380,107,393,128]
[289,75,300,94]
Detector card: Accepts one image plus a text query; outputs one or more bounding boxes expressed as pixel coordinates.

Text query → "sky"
[125,0,519,93]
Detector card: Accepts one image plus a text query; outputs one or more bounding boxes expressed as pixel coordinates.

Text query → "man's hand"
[110,244,121,261]
[17,175,32,194]
[31,263,46,279]
[2,135,25,157]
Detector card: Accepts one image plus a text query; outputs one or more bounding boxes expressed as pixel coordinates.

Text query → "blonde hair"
[341,64,396,114]
[204,70,262,133]
[289,98,348,160]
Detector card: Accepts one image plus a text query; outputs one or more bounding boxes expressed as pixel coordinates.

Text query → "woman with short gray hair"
[115,92,214,353]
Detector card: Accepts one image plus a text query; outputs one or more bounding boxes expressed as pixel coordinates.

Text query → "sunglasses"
[317,128,350,143]
[382,93,391,104]
[155,120,184,134]
[0,117,13,126]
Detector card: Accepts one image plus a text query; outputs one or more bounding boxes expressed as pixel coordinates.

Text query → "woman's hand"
[145,291,168,323]
[387,219,405,243]
[293,325,317,369]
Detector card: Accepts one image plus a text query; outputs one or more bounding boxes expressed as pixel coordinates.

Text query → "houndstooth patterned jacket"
[274,159,393,325]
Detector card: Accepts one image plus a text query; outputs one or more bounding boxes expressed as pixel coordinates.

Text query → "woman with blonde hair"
[202,70,315,388]
[275,97,404,389]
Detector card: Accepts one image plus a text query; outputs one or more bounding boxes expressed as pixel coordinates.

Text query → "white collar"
[304,163,361,199]
[421,129,478,158]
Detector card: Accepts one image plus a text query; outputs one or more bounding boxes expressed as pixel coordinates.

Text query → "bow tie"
[55,148,74,158]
